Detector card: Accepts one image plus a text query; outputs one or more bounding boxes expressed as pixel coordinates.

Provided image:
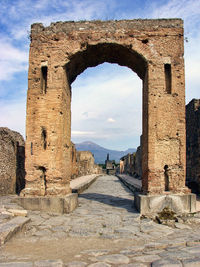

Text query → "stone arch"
[23,19,188,197]
[65,43,147,84]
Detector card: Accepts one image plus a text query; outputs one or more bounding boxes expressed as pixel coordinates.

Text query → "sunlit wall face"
[71,63,142,150]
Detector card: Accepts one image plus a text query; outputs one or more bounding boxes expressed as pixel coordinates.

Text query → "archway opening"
[65,43,147,179]
[71,63,142,153]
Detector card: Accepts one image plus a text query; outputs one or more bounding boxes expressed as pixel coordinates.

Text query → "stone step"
[0,216,30,245]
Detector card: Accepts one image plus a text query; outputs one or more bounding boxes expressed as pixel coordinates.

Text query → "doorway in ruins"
[71,62,142,178]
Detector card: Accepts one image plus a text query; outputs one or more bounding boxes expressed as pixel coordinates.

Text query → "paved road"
[0,175,200,266]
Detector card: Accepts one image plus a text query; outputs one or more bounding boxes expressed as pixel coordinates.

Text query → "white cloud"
[0,98,26,137]
[0,37,28,80]
[185,32,200,103]
[1,0,116,40]
[71,63,142,148]
[151,0,200,19]
[147,0,200,103]
[107,118,116,123]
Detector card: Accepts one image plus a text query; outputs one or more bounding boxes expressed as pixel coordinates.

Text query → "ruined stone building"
[72,150,102,178]
[105,154,116,175]
[186,99,200,193]
[120,136,142,178]
[23,19,189,198]
[120,153,133,175]
[120,146,142,178]
[0,128,25,195]
[18,18,196,214]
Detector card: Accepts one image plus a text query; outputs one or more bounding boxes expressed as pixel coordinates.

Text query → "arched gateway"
[22,19,195,213]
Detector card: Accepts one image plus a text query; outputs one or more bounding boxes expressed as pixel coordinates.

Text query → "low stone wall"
[0,127,25,195]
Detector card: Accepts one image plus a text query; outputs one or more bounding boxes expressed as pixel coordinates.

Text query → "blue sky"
[0,0,200,150]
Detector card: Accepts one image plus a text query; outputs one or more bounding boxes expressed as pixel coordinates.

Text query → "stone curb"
[116,174,141,193]
[71,175,102,194]
[0,216,30,245]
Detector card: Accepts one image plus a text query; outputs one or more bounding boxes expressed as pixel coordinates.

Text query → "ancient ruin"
[120,151,141,178]
[71,148,102,179]
[0,127,25,195]
[186,99,200,193]
[105,154,116,175]
[20,18,195,213]
[120,136,142,178]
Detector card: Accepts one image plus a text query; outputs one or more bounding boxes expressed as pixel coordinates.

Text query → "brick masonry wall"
[0,127,25,195]
[186,99,200,193]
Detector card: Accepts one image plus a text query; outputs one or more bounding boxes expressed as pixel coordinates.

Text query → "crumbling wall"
[135,146,142,178]
[186,99,200,193]
[120,148,142,178]
[76,151,101,177]
[0,127,25,195]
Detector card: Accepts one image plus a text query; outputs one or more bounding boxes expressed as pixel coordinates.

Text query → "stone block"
[34,259,63,267]
[152,258,182,267]
[134,192,196,215]
[0,216,30,245]
[7,209,27,217]
[182,258,200,267]
[13,193,78,214]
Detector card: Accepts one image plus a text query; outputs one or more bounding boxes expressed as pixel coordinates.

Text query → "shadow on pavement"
[112,178,136,193]
[79,192,138,213]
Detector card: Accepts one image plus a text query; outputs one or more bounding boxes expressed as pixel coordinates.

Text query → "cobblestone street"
[1,175,200,266]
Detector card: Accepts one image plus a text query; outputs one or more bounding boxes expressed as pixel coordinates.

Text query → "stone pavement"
[0,175,200,266]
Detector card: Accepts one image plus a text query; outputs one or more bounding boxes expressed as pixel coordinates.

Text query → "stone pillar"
[142,59,188,195]
[135,57,195,215]
[23,59,71,196]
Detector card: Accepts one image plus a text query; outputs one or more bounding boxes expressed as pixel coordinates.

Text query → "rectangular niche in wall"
[164,64,172,94]
[41,66,48,94]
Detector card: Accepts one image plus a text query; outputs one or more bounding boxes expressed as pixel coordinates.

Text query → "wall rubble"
[71,143,102,179]
[120,146,142,179]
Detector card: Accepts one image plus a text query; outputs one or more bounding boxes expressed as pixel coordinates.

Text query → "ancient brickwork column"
[23,50,71,196]
[142,57,188,194]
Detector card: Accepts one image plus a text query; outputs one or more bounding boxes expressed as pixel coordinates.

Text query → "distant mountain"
[75,141,136,164]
